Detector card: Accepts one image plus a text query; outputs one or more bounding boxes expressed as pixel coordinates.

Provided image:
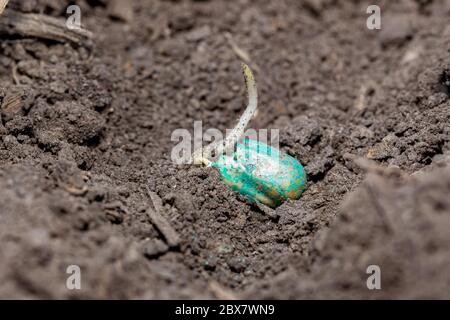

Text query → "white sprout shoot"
[192,63,258,166]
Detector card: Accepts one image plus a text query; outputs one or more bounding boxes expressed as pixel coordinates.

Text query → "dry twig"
[147,190,181,248]
[0,9,92,47]
[0,0,8,16]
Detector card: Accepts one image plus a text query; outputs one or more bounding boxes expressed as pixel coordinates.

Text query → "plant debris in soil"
[0,0,449,299]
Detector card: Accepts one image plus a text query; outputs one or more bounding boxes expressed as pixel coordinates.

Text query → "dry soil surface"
[0,0,449,299]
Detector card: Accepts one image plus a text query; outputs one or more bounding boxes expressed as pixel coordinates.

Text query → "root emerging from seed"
[192,63,258,166]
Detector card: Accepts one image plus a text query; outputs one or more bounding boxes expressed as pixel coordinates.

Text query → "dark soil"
[0,0,449,299]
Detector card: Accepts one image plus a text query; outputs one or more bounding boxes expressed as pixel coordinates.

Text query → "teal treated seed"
[212,138,307,208]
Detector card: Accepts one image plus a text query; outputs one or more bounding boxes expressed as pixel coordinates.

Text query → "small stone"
[108,0,133,22]
[217,244,234,255]
[380,14,414,47]
[227,256,248,273]
[141,239,169,258]
[203,254,218,271]
[186,25,211,42]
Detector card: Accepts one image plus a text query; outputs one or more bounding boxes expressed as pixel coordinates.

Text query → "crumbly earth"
[0,0,449,299]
